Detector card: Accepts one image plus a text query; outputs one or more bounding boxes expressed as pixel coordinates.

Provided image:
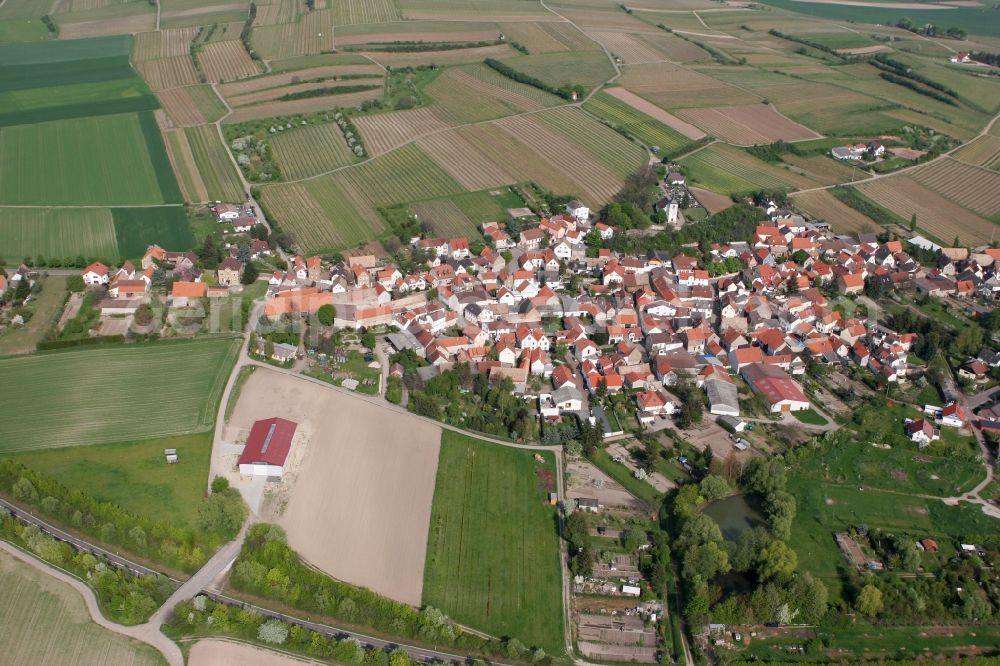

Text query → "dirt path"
[0,541,184,666]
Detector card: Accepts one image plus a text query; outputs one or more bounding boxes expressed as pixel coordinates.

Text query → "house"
[170,281,206,306]
[636,390,675,422]
[950,52,972,63]
[82,262,109,286]
[918,538,939,553]
[740,363,810,412]
[566,199,590,223]
[938,402,967,428]
[270,342,298,363]
[238,417,297,477]
[552,385,584,412]
[906,418,939,446]
[217,257,243,286]
[838,273,865,295]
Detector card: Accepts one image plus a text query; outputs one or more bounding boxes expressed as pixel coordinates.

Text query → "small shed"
[164,448,178,464]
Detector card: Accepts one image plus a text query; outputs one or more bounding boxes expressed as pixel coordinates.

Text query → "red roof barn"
[238,417,297,477]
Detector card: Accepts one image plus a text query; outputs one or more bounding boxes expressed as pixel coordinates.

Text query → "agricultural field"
[535,106,648,178]
[164,128,209,202]
[0,112,182,206]
[132,26,198,60]
[0,551,165,666]
[416,131,515,190]
[218,64,384,98]
[498,50,615,89]
[223,88,382,123]
[586,29,696,64]
[159,84,227,126]
[250,9,335,60]
[229,369,441,606]
[270,122,357,180]
[909,158,1000,218]
[498,21,582,53]
[952,134,1000,170]
[779,153,855,185]
[261,177,383,252]
[337,143,465,208]
[675,103,820,145]
[791,189,879,235]
[111,206,195,259]
[0,338,240,451]
[184,125,245,202]
[254,0,301,25]
[6,432,212,527]
[398,0,550,20]
[495,115,625,202]
[602,87,705,140]
[423,431,563,654]
[452,190,508,224]
[0,208,119,264]
[619,62,760,110]
[855,177,996,246]
[354,107,452,156]
[159,0,250,28]
[457,123,586,204]
[583,92,697,155]
[424,69,520,125]
[329,0,401,25]
[55,2,156,40]
[197,40,259,83]
[410,199,479,238]
[361,44,517,68]
[680,143,816,194]
[136,54,199,91]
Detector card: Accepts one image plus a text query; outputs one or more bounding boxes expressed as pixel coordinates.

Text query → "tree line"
[229,524,545,661]
[483,58,587,101]
[0,461,245,573]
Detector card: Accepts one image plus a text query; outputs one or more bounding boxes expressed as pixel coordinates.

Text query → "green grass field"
[423,431,563,654]
[0,276,67,357]
[339,144,466,208]
[5,432,211,527]
[583,91,694,154]
[680,143,813,193]
[0,207,119,263]
[0,112,181,205]
[0,338,240,452]
[0,551,166,666]
[452,190,506,224]
[535,106,648,178]
[184,125,244,202]
[111,206,195,259]
[498,51,614,89]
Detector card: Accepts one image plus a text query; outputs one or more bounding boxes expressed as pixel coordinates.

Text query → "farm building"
[740,363,809,412]
[238,417,298,477]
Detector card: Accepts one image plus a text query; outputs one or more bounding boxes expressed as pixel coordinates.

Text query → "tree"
[241,262,259,285]
[683,540,730,580]
[789,573,829,624]
[745,458,787,495]
[909,212,917,232]
[856,583,883,617]
[699,474,730,500]
[317,304,336,327]
[361,331,376,349]
[66,275,85,292]
[13,276,30,302]
[758,539,797,581]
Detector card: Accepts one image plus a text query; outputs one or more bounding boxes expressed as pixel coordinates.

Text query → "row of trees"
[1,508,173,624]
[229,524,543,660]
[0,460,242,572]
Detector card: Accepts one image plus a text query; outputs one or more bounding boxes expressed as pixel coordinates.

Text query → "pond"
[703,494,767,542]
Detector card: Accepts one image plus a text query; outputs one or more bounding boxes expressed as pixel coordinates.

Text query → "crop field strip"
[270,122,356,180]
[495,115,626,203]
[416,131,515,191]
[602,87,705,139]
[779,153,855,185]
[164,127,209,202]
[410,199,480,239]
[497,21,572,53]
[679,143,817,194]
[952,134,1000,170]
[587,30,669,64]
[583,92,693,153]
[185,124,245,202]
[260,182,344,251]
[497,50,615,89]
[332,28,500,47]
[675,103,820,145]
[226,76,381,107]
[909,158,1000,217]
[534,106,648,178]
[0,112,179,206]
[790,189,879,235]
[457,123,587,205]
[57,7,156,40]
[856,177,996,246]
[218,64,384,97]
[460,63,564,110]
[0,338,240,451]
[361,44,517,68]
[250,9,335,60]
[0,207,119,263]
[423,431,564,654]
[197,39,260,82]
[223,88,382,122]
[0,551,165,666]
[452,190,505,224]
[354,107,452,156]
[330,0,401,24]
[399,0,552,20]
[159,0,251,28]
[255,0,302,25]
[136,54,200,91]
[337,143,465,208]
[132,26,198,60]
[424,69,518,125]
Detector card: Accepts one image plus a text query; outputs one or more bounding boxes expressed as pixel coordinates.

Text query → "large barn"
[238,417,297,477]
[740,363,810,413]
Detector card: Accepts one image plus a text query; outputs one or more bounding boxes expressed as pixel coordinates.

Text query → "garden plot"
[676,103,821,145]
[857,178,996,245]
[228,369,441,606]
